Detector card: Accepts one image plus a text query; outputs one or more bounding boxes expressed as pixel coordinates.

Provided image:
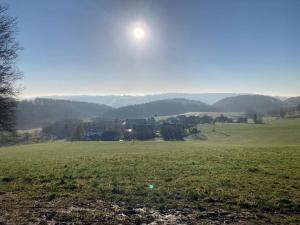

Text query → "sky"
[5,0,300,97]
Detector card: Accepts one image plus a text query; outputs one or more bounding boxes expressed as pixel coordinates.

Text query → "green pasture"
[0,118,299,224]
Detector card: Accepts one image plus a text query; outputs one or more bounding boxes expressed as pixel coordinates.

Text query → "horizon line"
[19,91,294,99]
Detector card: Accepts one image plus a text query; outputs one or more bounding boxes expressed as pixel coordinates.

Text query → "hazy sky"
[6,0,300,97]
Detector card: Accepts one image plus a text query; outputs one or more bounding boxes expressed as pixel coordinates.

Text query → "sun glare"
[133,27,145,40]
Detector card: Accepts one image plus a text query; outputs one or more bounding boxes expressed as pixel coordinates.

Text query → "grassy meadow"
[0,118,300,224]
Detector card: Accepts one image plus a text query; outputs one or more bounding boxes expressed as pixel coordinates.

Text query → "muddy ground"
[0,192,266,225]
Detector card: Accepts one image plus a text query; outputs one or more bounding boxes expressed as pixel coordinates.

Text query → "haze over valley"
[16,93,300,129]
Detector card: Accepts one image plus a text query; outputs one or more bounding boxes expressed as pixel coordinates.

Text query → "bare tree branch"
[0,4,22,131]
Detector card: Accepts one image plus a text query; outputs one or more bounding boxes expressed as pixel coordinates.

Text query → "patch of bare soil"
[0,192,257,225]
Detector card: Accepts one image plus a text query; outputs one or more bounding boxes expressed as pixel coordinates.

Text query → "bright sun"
[133,27,145,40]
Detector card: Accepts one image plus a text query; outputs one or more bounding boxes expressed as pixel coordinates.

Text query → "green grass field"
[158,111,246,120]
[0,118,300,224]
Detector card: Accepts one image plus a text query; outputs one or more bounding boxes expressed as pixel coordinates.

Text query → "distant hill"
[46,93,239,107]
[284,96,300,107]
[213,95,284,113]
[103,98,216,119]
[16,98,113,129]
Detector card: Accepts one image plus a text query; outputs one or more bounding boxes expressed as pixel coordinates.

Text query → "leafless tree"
[0,4,22,132]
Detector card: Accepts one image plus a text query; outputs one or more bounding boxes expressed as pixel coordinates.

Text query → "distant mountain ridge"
[214,95,285,113]
[44,93,239,107]
[103,98,216,119]
[16,98,113,129]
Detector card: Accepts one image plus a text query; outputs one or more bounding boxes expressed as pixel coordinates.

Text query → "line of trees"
[267,104,300,118]
[160,124,186,140]
[42,113,258,142]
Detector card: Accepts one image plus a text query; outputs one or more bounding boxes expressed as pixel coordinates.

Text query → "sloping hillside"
[16,98,113,129]
[103,98,216,118]
[284,96,300,107]
[213,95,284,113]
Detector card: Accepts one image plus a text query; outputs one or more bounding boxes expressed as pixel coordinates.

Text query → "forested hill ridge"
[16,98,113,129]
[102,98,216,119]
[284,96,300,107]
[16,94,298,129]
[213,95,285,113]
